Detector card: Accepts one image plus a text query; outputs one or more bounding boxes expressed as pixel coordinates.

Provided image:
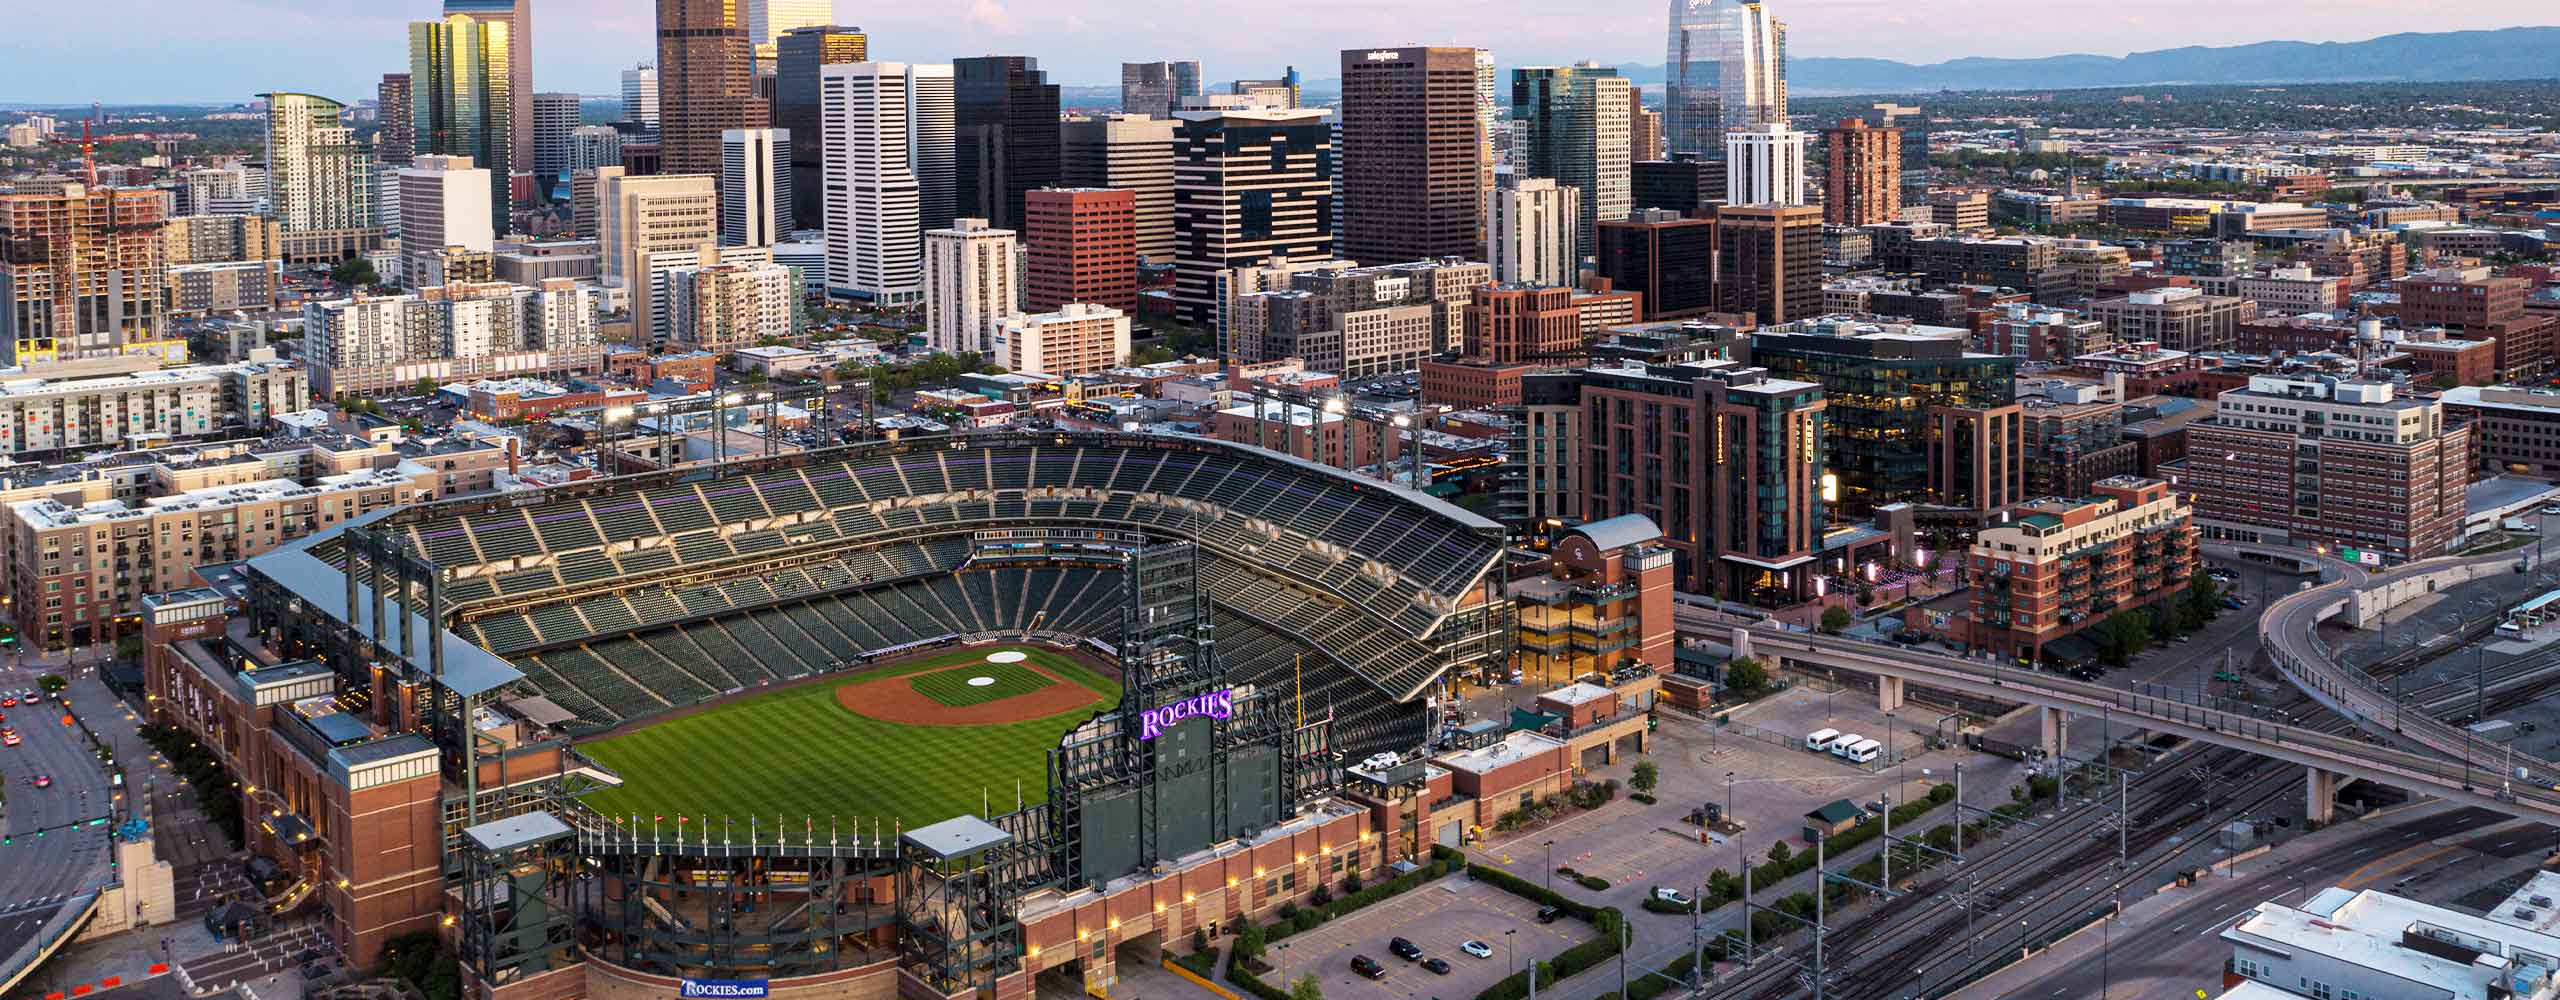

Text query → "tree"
[1630,758,1659,795]
[1235,920,1266,960]
[1768,841,1792,865]
[1820,606,1854,634]
[2094,610,2154,668]
[1723,657,1769,697]
[2180,574,2223,631]
[329,252,378,289]
[1289,973,1324,1000]
[413,377,439,398]
[37,673,66,693]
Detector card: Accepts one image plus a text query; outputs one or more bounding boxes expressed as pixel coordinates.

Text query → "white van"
[1804,728,1843,752]
[1838,738,1883,764]
[1828,734,1868,759]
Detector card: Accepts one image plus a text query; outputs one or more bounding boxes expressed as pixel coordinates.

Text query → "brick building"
[1508,514,1676,686]
[2181,376,2469,561]
[1024,187,1138,313]
[1946,477,2197,664]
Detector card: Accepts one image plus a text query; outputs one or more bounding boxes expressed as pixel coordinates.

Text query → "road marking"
[2344,845,2451,890]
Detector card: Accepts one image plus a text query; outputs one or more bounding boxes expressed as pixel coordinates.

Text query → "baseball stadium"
[146,431,1512,1000]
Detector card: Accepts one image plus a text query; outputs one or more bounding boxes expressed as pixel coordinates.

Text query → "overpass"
[1730,624,2560,824]
[2256,544,2560,779]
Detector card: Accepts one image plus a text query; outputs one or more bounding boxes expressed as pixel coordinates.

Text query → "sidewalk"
[1948,798,2473,999]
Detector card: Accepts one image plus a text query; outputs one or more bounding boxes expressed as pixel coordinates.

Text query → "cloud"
[967,0,1019,34]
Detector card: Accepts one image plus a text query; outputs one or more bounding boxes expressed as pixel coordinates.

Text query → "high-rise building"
[376,74,415,165]
[1487,177,1579,288]
[440,0,533,175]
[304,278,601,395]
[1628,90,1665,164]
[261,93,380,238]
[2184,376,2468,560]
[923,218,1018,356]
[1338,46,1486,266]
[822,62,924,304]
[1024,188,1136,313]
[1465,284,1580,364]
[1061,114,1178,264]
[569,126,623,173]
[1749,317,2015,514]
[747,0,833,67]
[410,14,515,233]
[1229,68,1304,110]
[1474,48,1498,197]
[1714,203,1820,326]
[0,182,170,365]
[532,91,582,187]
[1821,117,1899,226]
[908,65,957,234]
[1170,108,1334,328]
[1555,359,1827,603]
[656,0,766,176]
[719,128,790,247]
[1120,62,1201,120]
[955,57,1061,231]
[396,154,495,284]
[997,302,1131,375]
[2398,268,2554,381]
[662,252,797,350]
[1597,209,1713,320]
[620,64,659,128]
[1961,480,2197,663]
[1630,155,1725,218]
[1664,0,1787,155]
[1511,63,1631,260]
[776,25,868,231]
[1723,123,1804,206]
[594,167,718,341]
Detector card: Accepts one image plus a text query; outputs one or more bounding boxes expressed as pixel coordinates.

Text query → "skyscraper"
[1024,187,1137,313]
[410,13,514,233]
[923,219,1018,356]
[397,154,494,284]
[1120,61,1201,120]
[1487,178,1580,288]
[1628,88,1662,161]
[1338,45,1486,266]
[376,74,415,165]
[776,25,868,231]
[1664,0,1786,155]
[1723,123,1804,206]
[955,57,1061,231]
[1511,63,1631,259]
[263,93,380,237]
[1596,208,1715,319]
[1821,117,1900,226]
[621,65,660,129]
[822,62,924,304]
[441,0,533,175]
[1061,114,1178,264]
[532,91,581,186]
[720,129,791,248]
[747,0,833,67]
[1170,108,1333,327]
[908,65,957,234]
[657,0,766,176]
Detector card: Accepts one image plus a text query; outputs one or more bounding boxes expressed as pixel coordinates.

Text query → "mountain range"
[1258,26,2560,101]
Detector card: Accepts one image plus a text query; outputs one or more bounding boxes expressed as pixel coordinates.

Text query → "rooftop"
[1435,730,1566,776]
[2225,886,2560,1000]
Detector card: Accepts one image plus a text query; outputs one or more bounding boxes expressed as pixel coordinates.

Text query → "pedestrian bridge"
[1732,625,2560,824]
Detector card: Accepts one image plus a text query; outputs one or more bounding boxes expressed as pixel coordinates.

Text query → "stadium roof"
[247,543,525,698]
[903,815,1013,859]
[1568,514,1662,553]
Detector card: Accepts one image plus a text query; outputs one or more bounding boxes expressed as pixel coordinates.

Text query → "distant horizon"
[1,1,2552,105]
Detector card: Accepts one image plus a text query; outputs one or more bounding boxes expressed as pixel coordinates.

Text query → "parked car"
[1351,956,1386,980]
[31,774,50,788]
[1422,958,1451,975]
[1653,887,1693,906]
[1461,940,1493,959]
[1390,937,1423,961]
[1535,906,1562,924]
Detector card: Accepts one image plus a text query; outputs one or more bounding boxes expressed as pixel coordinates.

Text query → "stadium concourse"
[135,432,1518,999]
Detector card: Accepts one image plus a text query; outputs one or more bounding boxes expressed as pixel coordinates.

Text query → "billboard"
[680,981,770,998]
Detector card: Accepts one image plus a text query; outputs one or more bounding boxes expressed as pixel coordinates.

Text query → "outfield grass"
[578,648,1118,838]
[909,661,1051,707]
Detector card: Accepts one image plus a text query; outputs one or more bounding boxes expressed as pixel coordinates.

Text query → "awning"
[1507,707,1561,733]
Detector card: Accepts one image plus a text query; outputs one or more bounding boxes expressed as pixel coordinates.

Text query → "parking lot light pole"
[1543,840,1555,891]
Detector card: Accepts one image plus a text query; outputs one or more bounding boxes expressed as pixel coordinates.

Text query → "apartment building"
[2183,376,2469,561]
[301,279,603,395]
[1958,477,2198,664]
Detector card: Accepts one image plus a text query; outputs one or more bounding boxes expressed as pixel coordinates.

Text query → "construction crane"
[43,121,155,187]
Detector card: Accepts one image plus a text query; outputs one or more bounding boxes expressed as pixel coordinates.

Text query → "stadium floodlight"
[604,406,635,424]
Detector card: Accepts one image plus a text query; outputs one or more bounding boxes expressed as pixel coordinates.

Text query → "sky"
[2,0,2552,105]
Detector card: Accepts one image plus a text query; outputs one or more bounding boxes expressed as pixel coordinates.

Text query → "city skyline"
[2,1,2551,104]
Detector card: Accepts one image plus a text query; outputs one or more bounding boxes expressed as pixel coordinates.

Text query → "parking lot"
[1268,873,1577,1000]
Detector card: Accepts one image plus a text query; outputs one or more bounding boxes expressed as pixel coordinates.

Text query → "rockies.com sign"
[679,980,770,998]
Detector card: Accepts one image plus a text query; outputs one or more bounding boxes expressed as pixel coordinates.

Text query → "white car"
[1360,751,1403,771]
[1653,887,1693,906]
[1460,940,1494,959]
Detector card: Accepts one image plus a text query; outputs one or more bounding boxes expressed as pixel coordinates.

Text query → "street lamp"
[1543,839,1555,891]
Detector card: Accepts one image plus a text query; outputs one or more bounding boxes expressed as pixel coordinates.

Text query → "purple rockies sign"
[1140,688,1235,740]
